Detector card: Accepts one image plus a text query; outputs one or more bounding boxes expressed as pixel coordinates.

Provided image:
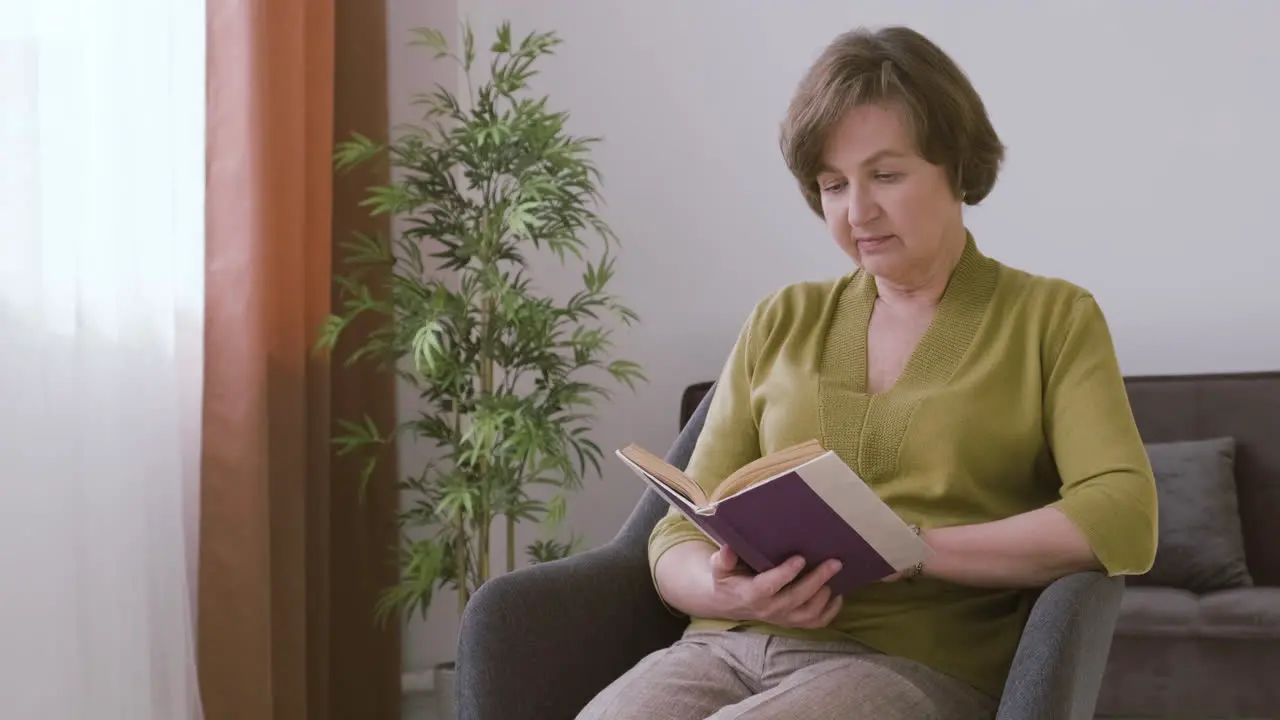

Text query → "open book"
[616,439,932,595]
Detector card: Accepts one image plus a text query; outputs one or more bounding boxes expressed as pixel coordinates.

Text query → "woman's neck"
[873,226,968,311]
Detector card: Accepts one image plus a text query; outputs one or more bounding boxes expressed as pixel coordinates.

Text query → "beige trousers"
[576,629,998,720]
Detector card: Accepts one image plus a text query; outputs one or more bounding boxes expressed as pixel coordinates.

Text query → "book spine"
[684,510,731,550]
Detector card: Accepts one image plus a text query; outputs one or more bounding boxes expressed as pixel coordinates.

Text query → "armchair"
[456,384,1124,720]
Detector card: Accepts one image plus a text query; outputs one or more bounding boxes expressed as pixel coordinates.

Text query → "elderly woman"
[578,25,1157,720]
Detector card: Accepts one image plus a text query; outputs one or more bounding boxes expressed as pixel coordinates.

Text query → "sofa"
[1092,372,1280,718]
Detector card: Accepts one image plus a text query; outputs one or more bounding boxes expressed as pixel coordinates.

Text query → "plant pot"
[434,661,456,719]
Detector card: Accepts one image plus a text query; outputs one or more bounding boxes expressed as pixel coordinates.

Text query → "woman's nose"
[846,184,879,226]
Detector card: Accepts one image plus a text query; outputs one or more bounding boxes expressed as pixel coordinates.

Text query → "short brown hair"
[780,26,1005,216]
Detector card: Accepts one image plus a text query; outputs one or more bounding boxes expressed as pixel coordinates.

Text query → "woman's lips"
[856,234,895,249]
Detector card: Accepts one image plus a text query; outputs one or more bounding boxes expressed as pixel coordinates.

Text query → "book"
[616,439,933,595]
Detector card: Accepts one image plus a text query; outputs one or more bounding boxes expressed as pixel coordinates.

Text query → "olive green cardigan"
[648,234,1158,698]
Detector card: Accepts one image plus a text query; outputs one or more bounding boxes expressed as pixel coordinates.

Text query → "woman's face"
[816,102,966,290]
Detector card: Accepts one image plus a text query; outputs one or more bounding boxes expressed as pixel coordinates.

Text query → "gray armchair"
[456,385,1125,720]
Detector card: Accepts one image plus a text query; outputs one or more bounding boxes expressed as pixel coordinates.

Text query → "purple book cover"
[710,470,896,595]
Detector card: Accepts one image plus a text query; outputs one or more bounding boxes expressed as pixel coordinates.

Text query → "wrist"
[917,526,953,580]
[906,524,930,580]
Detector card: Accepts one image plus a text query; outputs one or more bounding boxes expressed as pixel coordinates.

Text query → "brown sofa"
[682,372,1280,718]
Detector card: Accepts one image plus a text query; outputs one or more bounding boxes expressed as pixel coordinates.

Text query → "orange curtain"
[199,0,398,716]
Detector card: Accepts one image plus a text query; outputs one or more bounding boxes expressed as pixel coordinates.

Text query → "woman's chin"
[854,253,900,278]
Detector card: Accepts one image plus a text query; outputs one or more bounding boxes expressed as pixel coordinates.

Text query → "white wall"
[391,0,1280,678]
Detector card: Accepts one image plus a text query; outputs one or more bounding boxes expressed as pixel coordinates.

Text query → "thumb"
[710,546,739,577]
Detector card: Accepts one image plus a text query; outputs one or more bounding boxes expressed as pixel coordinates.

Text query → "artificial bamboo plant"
[316,21,643,624]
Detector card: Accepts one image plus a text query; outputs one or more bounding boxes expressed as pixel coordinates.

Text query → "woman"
[579,25,1157,720]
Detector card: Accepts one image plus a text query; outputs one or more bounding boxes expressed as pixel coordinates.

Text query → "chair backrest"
[1124,371,1280,586]
[680,381,715,431]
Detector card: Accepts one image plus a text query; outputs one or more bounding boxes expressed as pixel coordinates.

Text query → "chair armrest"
[996,571,1124,720]
[456,539,686,720]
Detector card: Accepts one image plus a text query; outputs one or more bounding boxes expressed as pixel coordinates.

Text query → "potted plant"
[315,20,643,720]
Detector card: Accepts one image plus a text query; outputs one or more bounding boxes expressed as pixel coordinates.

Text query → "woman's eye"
[874,172,902,182]
[820,180,846,193]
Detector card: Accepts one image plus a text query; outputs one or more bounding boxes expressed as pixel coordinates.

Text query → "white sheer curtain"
[0,0,205,717]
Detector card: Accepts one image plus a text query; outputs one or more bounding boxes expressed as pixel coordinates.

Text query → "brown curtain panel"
[328,0,401,715]
[199,0,399,717]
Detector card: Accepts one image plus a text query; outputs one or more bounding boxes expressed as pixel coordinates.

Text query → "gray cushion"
[1131,437,1253,593]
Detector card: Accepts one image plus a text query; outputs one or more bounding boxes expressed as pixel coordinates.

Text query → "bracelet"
[906,524,925,580]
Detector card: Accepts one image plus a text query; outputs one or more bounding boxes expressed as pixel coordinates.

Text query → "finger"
[777,558,842,607]
[758,558,838,621]
[787,585,831,625]
[816,593,844,626]
[753,555,807,596]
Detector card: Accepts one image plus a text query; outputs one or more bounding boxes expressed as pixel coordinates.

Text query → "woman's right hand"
[702,547,844,628]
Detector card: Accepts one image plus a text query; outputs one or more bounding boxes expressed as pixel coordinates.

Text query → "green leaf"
[333,132,385,173]
[409,26,450,58]
[545,493,567,527]
[411,320,446,375]
[607,359,646,389]
[359,184,416,216]
[462,23,475,70]
[313,313,347,355]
